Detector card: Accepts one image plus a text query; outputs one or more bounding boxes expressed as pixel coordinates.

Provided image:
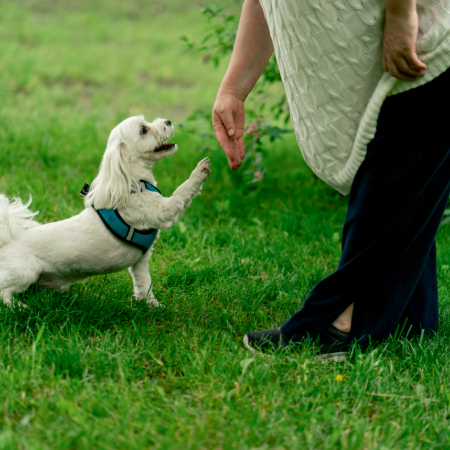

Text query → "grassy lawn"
[1,1,450,448]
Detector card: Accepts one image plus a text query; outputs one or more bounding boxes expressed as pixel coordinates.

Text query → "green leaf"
[35,324,46,346]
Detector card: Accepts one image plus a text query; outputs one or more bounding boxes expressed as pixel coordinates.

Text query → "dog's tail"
[0,194,40,248]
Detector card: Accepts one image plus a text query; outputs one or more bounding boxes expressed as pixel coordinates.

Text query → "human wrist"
[216,84,247,103]
[385,0,416,17]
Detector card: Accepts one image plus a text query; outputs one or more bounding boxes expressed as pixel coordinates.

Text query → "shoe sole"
[243,335,347,362]
[243,335,256,353]
[317,352,348,362]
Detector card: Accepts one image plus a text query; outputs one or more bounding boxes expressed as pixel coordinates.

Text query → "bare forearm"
[212,0,273,170]
[218,0,274,102]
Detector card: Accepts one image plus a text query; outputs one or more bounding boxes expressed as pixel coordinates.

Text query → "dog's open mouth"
[154,142,176,152]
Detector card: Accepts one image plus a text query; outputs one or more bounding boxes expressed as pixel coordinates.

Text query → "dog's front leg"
[152,158,211,229]
[129,257,160,307]
[172,157,211,209]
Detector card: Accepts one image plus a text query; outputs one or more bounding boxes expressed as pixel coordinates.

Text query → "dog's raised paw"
[193,157,211,180]
[198,157,211,172]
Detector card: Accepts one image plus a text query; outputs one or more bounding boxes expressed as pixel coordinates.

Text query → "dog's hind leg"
[0,287,31,309]
[129,257,160,307]
[0,265,41,308]
[0,288,14,308]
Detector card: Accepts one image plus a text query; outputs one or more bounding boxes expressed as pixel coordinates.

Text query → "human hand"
[212,93,245,170]
[382,6,427,80]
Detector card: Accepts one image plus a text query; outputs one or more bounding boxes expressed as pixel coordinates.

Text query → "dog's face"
[109,115,178,165]
[85,115,179,210]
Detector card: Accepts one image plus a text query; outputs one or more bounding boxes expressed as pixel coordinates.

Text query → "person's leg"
[396,239,439,337]
[332,216,438,337]
[280,66,450,347]
[326,237,438,342]
[332,303,354,333]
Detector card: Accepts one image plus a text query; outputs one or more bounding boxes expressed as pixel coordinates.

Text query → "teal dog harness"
[80,180,161,253]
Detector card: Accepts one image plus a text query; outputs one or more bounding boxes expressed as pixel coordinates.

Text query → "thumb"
[405,51,427,72]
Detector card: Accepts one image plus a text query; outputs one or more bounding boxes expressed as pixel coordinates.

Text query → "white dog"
[0,115,211,308]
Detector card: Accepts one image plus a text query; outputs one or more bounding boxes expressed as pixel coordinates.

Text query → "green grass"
[1,1,450,448]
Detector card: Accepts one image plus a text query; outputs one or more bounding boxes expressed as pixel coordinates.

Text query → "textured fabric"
[281,67,450,345]
[259,0,450,195]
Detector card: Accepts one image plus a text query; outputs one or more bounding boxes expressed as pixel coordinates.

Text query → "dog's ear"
[84,139,136,210]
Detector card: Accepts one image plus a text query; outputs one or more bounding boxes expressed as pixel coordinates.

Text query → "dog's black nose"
[165,120,172,126]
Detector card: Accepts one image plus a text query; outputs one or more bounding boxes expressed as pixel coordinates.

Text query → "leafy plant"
[180,1,291,183]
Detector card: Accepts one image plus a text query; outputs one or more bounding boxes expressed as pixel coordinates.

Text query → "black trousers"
[282,66,450,346]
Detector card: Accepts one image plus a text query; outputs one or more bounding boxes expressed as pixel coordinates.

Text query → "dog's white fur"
[0,115,210,308]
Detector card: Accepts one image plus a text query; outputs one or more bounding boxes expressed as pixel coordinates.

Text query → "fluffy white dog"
[0,115,211,308]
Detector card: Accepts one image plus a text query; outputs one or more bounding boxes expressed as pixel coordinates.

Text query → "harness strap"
[80,180,161,253]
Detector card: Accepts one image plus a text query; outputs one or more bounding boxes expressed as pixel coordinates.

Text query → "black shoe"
[316,325,350,361]
[243,327,290,353]
[243,325,350,360]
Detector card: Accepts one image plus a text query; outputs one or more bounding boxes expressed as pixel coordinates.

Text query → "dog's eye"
[140,126,147,135]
